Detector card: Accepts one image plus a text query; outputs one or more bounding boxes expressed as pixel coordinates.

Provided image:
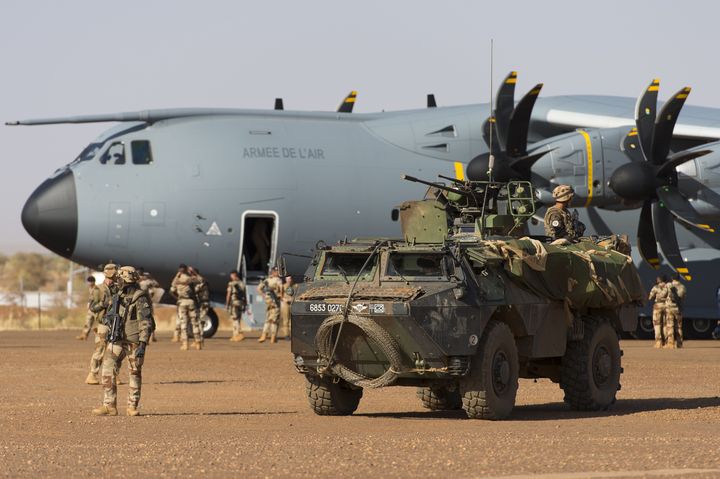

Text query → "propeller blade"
[651,87,691,165]
[637,200,660,269]
[656,185,716,233]
[274,98,284,110]
[653,201,691,280]
[427,94,437,108]
[508,147,552,177]
[337,91,357,113]
[482,116,501,151]
[506,83,543,157]
[586,206,613,236]
[656,148,711,177]
[494,71,517,150]
[635,79,659,161]
[621,128,645,163]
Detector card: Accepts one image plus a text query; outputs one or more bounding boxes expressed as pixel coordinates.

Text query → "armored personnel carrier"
[290,178,643,419]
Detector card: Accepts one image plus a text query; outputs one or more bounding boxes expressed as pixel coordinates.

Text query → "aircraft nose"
[21,169,78,258]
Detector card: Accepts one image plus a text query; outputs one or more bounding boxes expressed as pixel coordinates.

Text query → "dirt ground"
[1,331,719,478]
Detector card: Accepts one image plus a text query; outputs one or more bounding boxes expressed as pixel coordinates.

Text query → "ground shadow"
[357,396,720,421]
[153,379,228,385]
[147,410,298,417]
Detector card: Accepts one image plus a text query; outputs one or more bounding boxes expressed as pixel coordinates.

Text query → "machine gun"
[103,294,123,344]
[261,281,281,309]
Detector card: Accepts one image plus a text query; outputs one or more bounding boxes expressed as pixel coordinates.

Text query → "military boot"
[665,339,677,349]
[180,340,189,351]
[85,372,100,385]
[92,405,118,416]
[270,334,277,344]
[258,333,267,343]
[654,340,663,349]
[126,406,140,417]
[192,340,202,350]
[171,331,180,343]
[151,333,158,343]
[76,333,87,340]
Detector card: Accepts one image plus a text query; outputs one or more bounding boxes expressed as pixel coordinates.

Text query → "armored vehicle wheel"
[417,385,462,411]
[460,320,519,420]
[305,374,363,416]
[560,317,621,411]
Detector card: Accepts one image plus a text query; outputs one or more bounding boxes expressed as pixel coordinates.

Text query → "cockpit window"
[131,140,153,165]
[73,142,103,163]
[100,142,125,165]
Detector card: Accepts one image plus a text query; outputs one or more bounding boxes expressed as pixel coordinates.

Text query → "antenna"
[487,38,495,181]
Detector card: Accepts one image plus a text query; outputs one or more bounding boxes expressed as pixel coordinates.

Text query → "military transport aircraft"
[9,74,720,338]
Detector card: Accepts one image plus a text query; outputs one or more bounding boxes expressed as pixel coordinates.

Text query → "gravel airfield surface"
[1,331,719,478]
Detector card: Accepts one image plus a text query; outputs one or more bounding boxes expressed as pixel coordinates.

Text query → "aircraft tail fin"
[274,98,284,110]
[337,91,357,113]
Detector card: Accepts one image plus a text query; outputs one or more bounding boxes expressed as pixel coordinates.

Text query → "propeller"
[608,79,714,280]
[466,71,548,181]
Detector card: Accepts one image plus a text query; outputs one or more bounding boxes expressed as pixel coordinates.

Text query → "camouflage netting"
[467,236,644,310]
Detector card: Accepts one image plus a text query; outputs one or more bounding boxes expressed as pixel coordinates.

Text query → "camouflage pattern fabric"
[101,341,143,408]
[177,298,201,342]
[544,205,575,240]
[261,277,283,337]
[667,279,687,347]
[649,283,670,345]
[90,324,109,375]
[279,284,295,337]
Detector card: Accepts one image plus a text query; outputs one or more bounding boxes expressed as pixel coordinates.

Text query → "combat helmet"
[103,263,118,279]
[552,184,575,203]
[118,266,138,283]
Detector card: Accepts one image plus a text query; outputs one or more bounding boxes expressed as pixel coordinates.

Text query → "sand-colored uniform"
[171,273,201,344]
[544,206,576,240]
[195,274,210,327]
[279,283,295,338]
[227,279,247,338]
[649,283,670,346]
[80,284,101,337]
[87,281,119,377]
[101,286,154,410]
[260,277,283,339]
[666,280,687,347]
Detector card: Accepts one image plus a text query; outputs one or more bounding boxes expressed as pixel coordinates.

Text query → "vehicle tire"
[460,320,519,420]
[305,374,363,416]
[688,318,714,339]
[633,315,654,339]
[202,308,219,339]
[417,385,462,411]
[560,316,622,411]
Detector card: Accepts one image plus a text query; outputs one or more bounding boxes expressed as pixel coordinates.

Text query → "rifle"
[261,281,280,309]
[103,293,123,344]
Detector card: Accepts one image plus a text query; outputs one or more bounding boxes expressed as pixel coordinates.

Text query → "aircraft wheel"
[202,309,219,338]
[688,318,714,339]
[633,315,654,339]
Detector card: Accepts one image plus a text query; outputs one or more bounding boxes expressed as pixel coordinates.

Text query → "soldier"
[170,264,202,351]
[666,273,687,348]
[189,266,210,336]
[648,275,670,348]
[83,264,120,385]
[92,266,154,417]
[76,276,98,341]
[257,267,283,343]
[279,276,295,340]
[544,185,585,241]
[225,271,247,342]
[137,269,160,342]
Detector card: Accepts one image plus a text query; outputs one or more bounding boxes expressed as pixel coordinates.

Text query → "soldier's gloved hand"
[135,342,147,359]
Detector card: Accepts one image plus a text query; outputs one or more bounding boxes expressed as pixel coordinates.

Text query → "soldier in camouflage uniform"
[170,264,202,350]
[84,264,120,385]
[138,269,160,342]
[225,271,246,342]
[665,274,687,348]
[92,266,154,417]
[648,275,670,348]
[76,276,98,341]
[544,185,585,241]
[257,267,283,343]
[279,276,295,339]
[189,266,210,336]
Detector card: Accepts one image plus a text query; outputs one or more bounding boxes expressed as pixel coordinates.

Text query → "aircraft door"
[239,211,279,280]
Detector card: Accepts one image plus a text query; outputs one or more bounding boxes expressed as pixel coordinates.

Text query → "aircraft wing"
[530,95,720,142]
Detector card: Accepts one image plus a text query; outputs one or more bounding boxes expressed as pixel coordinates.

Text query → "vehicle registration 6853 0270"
[307,302,344,314]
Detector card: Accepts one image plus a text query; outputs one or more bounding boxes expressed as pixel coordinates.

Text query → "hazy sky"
[2,0,719,252]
